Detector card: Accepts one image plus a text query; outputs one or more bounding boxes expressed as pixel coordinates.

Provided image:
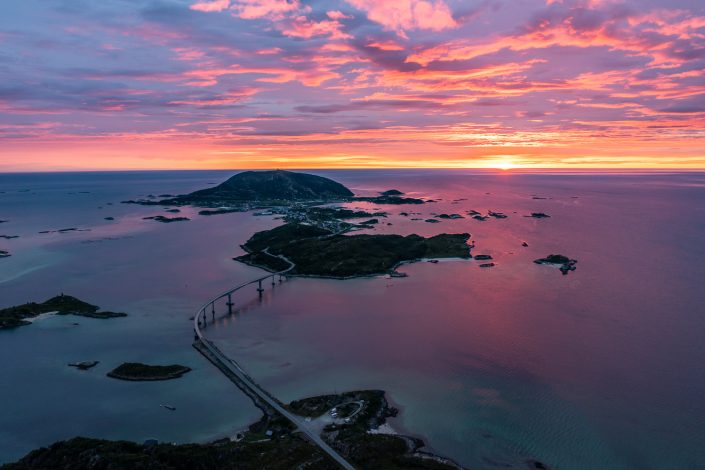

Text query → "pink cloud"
[345,0,457,35]
[279,16,351,40]
[190,0,230,13]
[327,10,353,20]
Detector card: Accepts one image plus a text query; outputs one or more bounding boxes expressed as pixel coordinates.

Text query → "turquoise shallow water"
[2,170,705,468]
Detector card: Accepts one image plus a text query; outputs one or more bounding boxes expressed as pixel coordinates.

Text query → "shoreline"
[236,254,472,281]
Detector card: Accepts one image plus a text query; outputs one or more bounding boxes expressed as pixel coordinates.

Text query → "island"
[169,170,353,206]
[353,195,426,205]
[143,215,190,223]
[5,390,469,470]
[68,361,99,370]
[534,254,577,275]
[235,223,471,278]
[106,363,192,381]
[198,208,241,216]
[0,250,10,258]
[0,295,127,330]
[121,170,432,213]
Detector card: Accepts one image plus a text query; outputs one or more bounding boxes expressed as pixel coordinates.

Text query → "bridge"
[192,261,356,470]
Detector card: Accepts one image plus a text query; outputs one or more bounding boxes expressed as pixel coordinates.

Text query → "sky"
[0,0,704,171]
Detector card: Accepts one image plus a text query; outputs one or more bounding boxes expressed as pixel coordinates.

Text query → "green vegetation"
[235,251,292,272]
[171,170,354,205]
[0,295,126,330]
[3,436,334,470]
[4,390,462,469]
[241,223,330,253]
[236,223,471,277]
[288,207,385,221]
[288,390,387,419]
[106,363,192,381]
[288,390,457,469]
[380,189,404,196]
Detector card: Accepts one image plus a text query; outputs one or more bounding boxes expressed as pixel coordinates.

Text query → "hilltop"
[170,170,353,205]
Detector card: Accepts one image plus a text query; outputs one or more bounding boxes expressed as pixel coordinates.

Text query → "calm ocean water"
[1,170,704,468]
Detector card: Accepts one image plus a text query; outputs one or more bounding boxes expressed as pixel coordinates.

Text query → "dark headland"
[4,390,468,470]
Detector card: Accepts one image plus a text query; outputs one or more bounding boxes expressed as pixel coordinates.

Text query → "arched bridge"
[192,261,355,470]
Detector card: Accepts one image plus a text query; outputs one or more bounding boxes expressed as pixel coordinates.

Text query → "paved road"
[195,338,355,470]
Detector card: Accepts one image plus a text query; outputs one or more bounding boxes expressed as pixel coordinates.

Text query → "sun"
[495,160,515,171]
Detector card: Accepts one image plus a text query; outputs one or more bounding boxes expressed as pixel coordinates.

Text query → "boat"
[160,404,176,411]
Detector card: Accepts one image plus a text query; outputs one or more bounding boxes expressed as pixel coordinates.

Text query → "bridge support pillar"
[211,302,215,321]
[257,279,264,298]
[227,294,233,315]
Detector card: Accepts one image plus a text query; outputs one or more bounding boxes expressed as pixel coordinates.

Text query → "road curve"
[193,265,356,470]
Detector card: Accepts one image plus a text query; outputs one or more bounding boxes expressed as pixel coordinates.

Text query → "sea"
[0,169,704,469]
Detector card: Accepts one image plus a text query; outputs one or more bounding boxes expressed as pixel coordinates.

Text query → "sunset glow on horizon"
[1,0,704,171]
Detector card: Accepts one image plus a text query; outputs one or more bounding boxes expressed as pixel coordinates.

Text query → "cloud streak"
[0,0,703,170]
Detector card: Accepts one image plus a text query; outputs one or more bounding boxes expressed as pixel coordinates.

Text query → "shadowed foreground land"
[3,391,462,470]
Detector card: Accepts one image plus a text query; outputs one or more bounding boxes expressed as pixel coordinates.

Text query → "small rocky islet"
[68,361,99,370]
[143,215,190,223]
[106,363,191,381]
[534,254,578,275]
[0,295,127,330]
